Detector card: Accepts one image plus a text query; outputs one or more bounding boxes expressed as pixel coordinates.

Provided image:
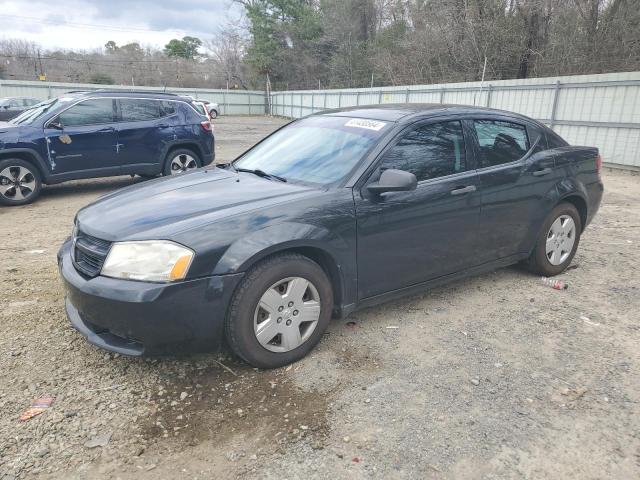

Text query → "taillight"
[200,121,212,132]
[596,153,602,175]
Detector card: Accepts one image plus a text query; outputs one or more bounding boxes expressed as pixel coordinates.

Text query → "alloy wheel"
[545,214,576,265]
[0,165,37,201]
[170,154,197,174]
[253,277,321,353]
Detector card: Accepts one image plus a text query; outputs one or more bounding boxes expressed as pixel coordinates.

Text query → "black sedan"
[58,104,604,368]
[0,97,41,121]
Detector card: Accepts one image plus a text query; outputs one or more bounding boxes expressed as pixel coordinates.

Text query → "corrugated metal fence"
[0,80,266,116]
[271,72,640,169]
[2,73,639,168]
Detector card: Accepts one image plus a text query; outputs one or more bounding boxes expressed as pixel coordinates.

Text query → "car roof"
[313,103,541,125]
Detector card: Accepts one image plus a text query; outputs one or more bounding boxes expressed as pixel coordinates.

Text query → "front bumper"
[58,239,243,355]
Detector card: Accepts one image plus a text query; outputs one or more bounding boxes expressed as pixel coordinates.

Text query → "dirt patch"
[140,359,332,452]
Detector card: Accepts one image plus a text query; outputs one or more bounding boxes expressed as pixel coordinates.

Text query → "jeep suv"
[0,90,215,206]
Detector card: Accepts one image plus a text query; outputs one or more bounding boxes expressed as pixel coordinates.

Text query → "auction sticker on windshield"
[344,118,387,131]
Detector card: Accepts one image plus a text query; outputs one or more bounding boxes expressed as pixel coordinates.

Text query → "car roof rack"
[67,89,180,96]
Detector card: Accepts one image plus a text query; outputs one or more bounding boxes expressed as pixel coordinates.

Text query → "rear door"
[45,98,119,175]
[469,117,559,263]
[115,98,176,173]
[355,118,481,299]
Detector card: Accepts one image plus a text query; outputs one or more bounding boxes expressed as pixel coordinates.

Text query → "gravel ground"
[1,115,639,480]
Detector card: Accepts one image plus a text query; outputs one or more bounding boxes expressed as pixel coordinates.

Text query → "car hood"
[76,167,318,241]
[0,122,25,143]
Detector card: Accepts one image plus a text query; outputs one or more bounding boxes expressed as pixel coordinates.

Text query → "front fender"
[211,220,357,311]
[212,221,349,275]
[0,147,51,181]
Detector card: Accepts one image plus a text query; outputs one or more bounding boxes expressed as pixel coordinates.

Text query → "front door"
[45,98,119,175]
[355,119,481,299]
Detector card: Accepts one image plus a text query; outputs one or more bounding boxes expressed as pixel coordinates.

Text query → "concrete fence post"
[486,85,493,107]
[550,80,561,129]
[405,88,410,103]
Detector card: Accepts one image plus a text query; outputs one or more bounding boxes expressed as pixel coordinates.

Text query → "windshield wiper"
[236,168,287,183]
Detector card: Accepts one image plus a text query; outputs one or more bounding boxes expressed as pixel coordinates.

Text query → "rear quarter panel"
[553,146,603,227]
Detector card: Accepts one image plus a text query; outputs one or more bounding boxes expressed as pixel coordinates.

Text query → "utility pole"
[37,49,45,80]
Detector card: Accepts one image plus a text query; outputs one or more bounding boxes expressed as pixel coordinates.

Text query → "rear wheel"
[163,148,201,176]
[209,109,218,119]
[225,253,333,369]
[0,159,42,206]
[527,202,581,276]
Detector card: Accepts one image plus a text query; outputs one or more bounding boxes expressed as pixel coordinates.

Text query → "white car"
[203,101,219,119]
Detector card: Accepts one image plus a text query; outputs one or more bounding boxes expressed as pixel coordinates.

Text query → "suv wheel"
[225,253,333,369]
[527,202,581,276]
[163,149,201,176]
[209,109,218,119]
[0,159,42,206]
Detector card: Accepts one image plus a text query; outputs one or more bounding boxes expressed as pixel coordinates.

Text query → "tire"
[162,148,201,176]
[225,253,333,369]
[209,109,218,119]
[0,158,42,206]
[526,202,582,276]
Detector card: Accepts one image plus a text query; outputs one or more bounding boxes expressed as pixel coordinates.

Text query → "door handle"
[450,185,476,196]
[533,168,552,177]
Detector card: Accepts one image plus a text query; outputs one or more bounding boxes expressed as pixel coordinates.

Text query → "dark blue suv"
[0,90,215,206]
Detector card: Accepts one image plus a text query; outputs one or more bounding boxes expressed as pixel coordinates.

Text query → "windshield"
[9,96,77,125]
[234,116,390,185]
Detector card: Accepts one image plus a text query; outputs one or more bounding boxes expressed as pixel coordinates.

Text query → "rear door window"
[58,99,115,126]
[472,120,529,168]
[379,120,467,181]
[120,99,162,122]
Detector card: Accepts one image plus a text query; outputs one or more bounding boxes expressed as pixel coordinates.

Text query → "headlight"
[101,241,194,282]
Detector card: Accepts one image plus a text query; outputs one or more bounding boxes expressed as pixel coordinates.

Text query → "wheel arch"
[0,148,49,182]
[558,194,587,232]
[211,223,348,314]
[165,142,204,163]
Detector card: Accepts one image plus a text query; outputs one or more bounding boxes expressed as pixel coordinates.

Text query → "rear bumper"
[58,239,243,355]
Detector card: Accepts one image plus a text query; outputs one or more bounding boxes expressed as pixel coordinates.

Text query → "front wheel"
[0,159,42,206]
[527,202,582,276]
[225,253,333,369]
[163,148,201,176]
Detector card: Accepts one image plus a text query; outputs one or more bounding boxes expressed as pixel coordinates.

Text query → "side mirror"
[48,121,64,130]
[367,169,417,195]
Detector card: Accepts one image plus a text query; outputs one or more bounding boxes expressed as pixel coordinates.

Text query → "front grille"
[73,230,112,278]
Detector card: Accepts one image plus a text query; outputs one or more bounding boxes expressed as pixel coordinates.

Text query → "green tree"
[239,0,327,88]
[104,40,118,54]
[164,36,202,59]
[89,73,115,84]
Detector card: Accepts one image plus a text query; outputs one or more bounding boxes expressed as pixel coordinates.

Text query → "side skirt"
[338,253,528,318]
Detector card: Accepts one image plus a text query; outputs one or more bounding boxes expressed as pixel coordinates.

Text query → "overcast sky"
[0,0,243,51]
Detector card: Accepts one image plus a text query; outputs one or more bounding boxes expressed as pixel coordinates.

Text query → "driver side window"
[379,120,467,182]
[57,99,115,127]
